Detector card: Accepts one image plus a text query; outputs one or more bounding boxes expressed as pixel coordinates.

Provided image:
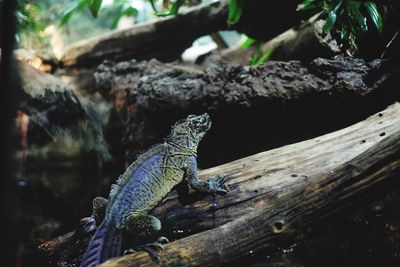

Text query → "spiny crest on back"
[107,113,212,206]
[107,145,164,206]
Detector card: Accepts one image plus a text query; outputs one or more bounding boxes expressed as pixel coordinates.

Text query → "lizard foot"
[78,217,96,235]
[208,175,230,194]
[124,236,169,263]
[156,236,169,244]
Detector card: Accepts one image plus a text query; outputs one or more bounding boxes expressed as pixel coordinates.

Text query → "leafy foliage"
[149,0,187,16]
[16,0,66,47]
[60,0,138,28]
[60,0,103,25]
[88,0,103,17]
[111,5,138,29]
[241,37,273,65]
[17,1,60,33]
[227,0,244,25]
[58,0,246,29]
[298,0,386,54]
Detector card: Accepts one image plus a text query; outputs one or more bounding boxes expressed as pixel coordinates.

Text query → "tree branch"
[100,103,400,266]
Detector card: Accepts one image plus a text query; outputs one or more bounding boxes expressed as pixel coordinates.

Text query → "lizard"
[80,113,229,267]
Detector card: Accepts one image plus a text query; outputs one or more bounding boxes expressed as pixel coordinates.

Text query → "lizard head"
[168,113,211,146]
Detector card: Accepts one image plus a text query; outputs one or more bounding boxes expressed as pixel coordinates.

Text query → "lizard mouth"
[189,113,211,134]
[198,120,211,133]
[197,113,211,132]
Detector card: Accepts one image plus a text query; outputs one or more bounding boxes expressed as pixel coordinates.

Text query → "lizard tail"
[80,223,122,267]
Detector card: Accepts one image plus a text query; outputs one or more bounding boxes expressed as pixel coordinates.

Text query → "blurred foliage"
[15,0,143,48]
[227,0,244,25]
[241,37,273,65]
[16,0,65,47]
[61,0,246,25]
[17,1,61,33]
[60,0,138,29]
[148,0,186,16]
[297,0,398,54]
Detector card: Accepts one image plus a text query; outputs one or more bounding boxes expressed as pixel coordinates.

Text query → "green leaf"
[60,10,74,25]
[240,37,255,49]
[340,24,349,41]
[148,0,157,12]
[228,0,244,25]
[153,0,187,17]
[87,0,103,18]
[323,1,342,34]
[250,50,260,65]
[364,1,383,33]
[111,6,138,29]
[297,0,318,10]
[60,0,87,26]
[323,10,337,34]
[348,1,367,32]
[254,47,274,65]
[169,0,186,15]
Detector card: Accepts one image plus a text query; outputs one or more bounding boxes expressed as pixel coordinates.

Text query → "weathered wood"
[152,102,400,235]
[97,56,398,114]
[100,103,400,266]
[95,56,400,166]
[60,0,312,68]
[40,103,400,266]
[60,1,227,68]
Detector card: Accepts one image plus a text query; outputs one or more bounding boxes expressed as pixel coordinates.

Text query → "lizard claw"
[124,248,137,255]
[156,236,169,244]
[208,175,230,195]
[127,237,168,263]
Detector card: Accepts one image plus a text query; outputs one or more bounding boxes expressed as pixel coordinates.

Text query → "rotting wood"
[95,56,400,166]
[39,102,400,266]
[99,103,400,266]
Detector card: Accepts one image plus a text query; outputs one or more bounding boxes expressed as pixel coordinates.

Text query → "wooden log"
[39,102,400,266]
[60,1,227,68]
[95,56,400,166]
[60,0,312,68]
[100,103,400,266]
[152,102,400,235]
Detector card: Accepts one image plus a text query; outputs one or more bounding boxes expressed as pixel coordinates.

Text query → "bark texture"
[95,57,400,166]
[100,103,400,267]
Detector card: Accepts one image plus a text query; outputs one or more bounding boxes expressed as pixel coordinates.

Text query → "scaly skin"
[80,113,229,267]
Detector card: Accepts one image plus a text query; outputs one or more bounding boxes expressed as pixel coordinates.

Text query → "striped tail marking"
[80,224,121,267]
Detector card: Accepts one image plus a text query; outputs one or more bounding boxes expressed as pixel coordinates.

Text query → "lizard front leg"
[185,156,229,194]
[79,196,108,234]
[92,196,108,226]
